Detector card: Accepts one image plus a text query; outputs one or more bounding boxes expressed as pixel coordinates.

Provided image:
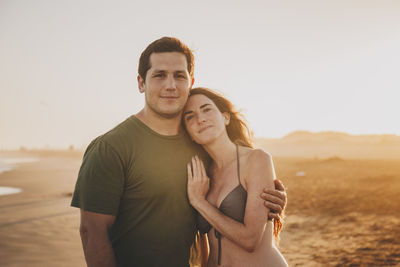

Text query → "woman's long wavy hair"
[187,88,284,265]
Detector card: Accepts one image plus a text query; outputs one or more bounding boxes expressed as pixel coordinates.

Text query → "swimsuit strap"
[214,144,241,266]
[236,144,241,185]
[216,144,241,265]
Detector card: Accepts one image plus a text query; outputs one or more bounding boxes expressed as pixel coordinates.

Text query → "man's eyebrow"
[152,69,187,74]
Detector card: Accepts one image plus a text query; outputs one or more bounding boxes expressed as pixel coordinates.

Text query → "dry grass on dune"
[275,157,400,266]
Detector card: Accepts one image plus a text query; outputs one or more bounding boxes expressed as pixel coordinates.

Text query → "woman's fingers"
[187,163,192,180]
[191,157,197,180]
[190,156,207,181]
[196,156,202,179]
[194,156,201,180]
[200,159,206,179]
[187,156,209,205]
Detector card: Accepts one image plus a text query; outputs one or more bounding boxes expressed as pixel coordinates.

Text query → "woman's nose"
[197,113,206,123]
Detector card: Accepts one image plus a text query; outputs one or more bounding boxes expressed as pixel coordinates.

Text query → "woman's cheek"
[187,123,196,136]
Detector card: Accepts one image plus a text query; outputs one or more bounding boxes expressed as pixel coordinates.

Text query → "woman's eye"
[185,115,194,121]
[204,108,211,112]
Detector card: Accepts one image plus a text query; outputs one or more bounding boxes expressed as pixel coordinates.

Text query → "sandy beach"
[0,150,85,267]
[276,157,400,266]
[0,150,399,266]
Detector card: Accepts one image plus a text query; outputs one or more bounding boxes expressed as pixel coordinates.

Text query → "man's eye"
[176,74,187,79]
[154,73,165,78]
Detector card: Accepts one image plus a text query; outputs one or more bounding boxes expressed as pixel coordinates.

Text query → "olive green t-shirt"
[71,116,209,267]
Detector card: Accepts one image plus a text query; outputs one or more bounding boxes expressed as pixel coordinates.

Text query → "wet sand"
[0,150,85,267]
[0,151,399,266]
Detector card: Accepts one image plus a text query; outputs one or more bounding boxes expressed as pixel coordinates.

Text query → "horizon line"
[1,130,399,151]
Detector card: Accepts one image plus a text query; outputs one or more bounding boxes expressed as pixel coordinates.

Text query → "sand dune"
[256,131,400,160]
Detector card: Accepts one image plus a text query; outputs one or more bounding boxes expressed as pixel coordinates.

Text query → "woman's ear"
[222,112,230,126]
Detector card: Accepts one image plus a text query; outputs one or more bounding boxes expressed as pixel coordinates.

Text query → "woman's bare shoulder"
[241,147,274,186]
[244,147,273,167]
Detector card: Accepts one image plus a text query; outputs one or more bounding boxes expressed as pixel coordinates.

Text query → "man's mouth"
[160,96,179,100]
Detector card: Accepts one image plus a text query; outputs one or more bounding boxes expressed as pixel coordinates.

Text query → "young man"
[71,37,287,267]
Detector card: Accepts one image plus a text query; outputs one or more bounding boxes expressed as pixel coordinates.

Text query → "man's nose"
[165,75,177,90]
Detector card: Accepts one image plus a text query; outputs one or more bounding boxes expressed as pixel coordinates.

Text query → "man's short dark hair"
[138,37,194,82]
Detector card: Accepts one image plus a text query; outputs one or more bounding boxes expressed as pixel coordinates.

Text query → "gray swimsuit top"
[197,145,247,265]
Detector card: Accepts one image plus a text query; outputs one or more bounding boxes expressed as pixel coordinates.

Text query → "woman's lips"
[198,125,212,134]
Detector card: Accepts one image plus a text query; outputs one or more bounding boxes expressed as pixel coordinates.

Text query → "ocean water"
[0,156,39,174]
[0,158,14,175]
[0,156,39,196]
[0,186,22,196]
[0,164,13,174]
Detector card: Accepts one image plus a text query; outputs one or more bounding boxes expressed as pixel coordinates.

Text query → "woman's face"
[183,94,229,145]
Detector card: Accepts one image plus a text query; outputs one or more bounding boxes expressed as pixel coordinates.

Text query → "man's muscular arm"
[80,210,117,267]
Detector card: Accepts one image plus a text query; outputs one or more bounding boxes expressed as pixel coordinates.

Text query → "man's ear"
[223,112,230,126]
[190,77,195,89]
[137,75,145,93]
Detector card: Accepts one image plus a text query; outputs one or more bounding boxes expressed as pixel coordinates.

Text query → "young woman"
[184,88,288,267]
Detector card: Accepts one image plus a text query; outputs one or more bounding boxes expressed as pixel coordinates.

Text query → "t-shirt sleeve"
[71,138,125,215]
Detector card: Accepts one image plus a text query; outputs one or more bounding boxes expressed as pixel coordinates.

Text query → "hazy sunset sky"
[1,0,399,149]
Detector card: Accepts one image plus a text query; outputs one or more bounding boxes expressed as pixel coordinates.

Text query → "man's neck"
[135,108,183,136]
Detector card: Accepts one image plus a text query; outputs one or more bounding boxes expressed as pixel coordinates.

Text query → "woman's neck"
[203,135,237,170]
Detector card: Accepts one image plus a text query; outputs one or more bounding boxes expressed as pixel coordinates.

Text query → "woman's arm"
[187,151,275,252]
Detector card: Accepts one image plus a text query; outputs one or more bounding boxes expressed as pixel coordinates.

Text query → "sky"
[1,0,399,149]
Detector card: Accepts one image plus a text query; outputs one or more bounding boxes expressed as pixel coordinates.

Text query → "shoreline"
[0,156,40,196]
[0,155,42,196]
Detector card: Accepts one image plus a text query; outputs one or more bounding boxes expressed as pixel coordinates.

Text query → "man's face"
[138,52,194,119]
